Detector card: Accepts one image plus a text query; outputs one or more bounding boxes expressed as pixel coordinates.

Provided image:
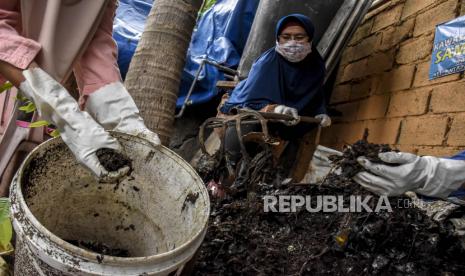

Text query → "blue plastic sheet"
[113,0,153,79]
[449,150,465,160]
[430,15,465,80]
[113,0,259,108]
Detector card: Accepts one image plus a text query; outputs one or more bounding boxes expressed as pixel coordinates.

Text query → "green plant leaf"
[200,0,216,14]
[0,82,12,94]
[0,222,11,252]
[0,199,12,251]
[0,199,8,222]
[50,129,60,138]
[18,102,36,113]
[29,120,50,128]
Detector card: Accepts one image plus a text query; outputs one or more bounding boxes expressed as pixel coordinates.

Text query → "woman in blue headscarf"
[219,13,331,166]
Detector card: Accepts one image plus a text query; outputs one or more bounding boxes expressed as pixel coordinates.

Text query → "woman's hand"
[354,151,465,198]
[315,114,331,127]
[274,105,298,119]
[20,68,128,181]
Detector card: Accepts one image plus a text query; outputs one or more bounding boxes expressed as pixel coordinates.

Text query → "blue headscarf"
[220,14,326,114]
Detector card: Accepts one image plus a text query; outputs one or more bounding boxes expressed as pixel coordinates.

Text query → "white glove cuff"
[415,157,465,199]
[86,82,161,146]
[86,82,145,131]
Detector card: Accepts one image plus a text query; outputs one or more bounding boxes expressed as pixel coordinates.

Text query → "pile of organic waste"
[193,140,465,275]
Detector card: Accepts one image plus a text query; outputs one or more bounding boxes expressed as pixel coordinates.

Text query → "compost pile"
[193,140,465,275]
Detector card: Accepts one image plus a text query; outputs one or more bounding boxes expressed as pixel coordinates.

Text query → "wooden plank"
[216,81,239,89]
[290,129,319,182]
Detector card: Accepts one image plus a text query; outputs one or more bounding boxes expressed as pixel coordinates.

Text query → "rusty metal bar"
[257,112,322,124]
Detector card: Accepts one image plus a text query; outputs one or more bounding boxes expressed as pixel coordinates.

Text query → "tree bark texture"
[124,0,203,145]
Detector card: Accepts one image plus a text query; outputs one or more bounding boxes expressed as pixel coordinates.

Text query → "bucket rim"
[11,132,210,265]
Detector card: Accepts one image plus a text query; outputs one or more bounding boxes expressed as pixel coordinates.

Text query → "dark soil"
[329,140,393,178]
[66,240,130,257]
[96,148,132,172]
[193,140,465,275]
[182,192,200,211]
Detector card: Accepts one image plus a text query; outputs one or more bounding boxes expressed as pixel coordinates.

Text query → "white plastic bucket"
[10,132,210,275]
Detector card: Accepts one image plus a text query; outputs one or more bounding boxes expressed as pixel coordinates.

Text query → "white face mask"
[275,40,312,63]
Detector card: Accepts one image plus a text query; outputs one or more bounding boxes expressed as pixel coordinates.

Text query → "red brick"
[365,0,404,21]
[374,65,416,93]
[387,88,430,117]
[416,146,462,157]
[321,123,344,144]
[430,81,465,113]
[369,74,384,95]
[339,51,356,67]
[398,115,448,145]
[367,50,395,75]
[447,113,465,146]
[341,58,369,82]
[334,67,345,85]
[372,4,403,33]
[340,48,354,66]
[402,0,439,19]
[357,94,390,120]
[331,102,359,122]
[341,122,367,144]
[321,122,366,146]
[461,0,465,15]
[396,35,433,64]
[412,60,460,88]
[342,34,382,64]
[330,85,351,104]
[365,2,389,20]
[349,19,374,46]
[363,118,402,144]
[393,144,419,154]
[413,0,457,36]
[350,79,372,100]
[379,18,414,51]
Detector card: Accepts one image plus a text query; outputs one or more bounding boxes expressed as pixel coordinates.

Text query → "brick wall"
[322,0,465,156]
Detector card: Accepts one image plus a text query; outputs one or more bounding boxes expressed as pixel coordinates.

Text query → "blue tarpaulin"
[113,0,153,79]
[113,0,259,108]
[430,15,465,80]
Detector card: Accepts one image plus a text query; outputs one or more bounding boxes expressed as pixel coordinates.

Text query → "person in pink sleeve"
[0,0,160,181]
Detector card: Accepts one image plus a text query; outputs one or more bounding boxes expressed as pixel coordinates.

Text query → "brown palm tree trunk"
[124,0,203,145]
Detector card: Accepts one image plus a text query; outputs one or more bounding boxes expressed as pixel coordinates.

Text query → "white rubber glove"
[274,105,298,119]
[85,82,161,147]
[19,68,127,180]
[354,151,465,198]
[315,114,331,127]
[305,146,342,183]
[274,105,300,126]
